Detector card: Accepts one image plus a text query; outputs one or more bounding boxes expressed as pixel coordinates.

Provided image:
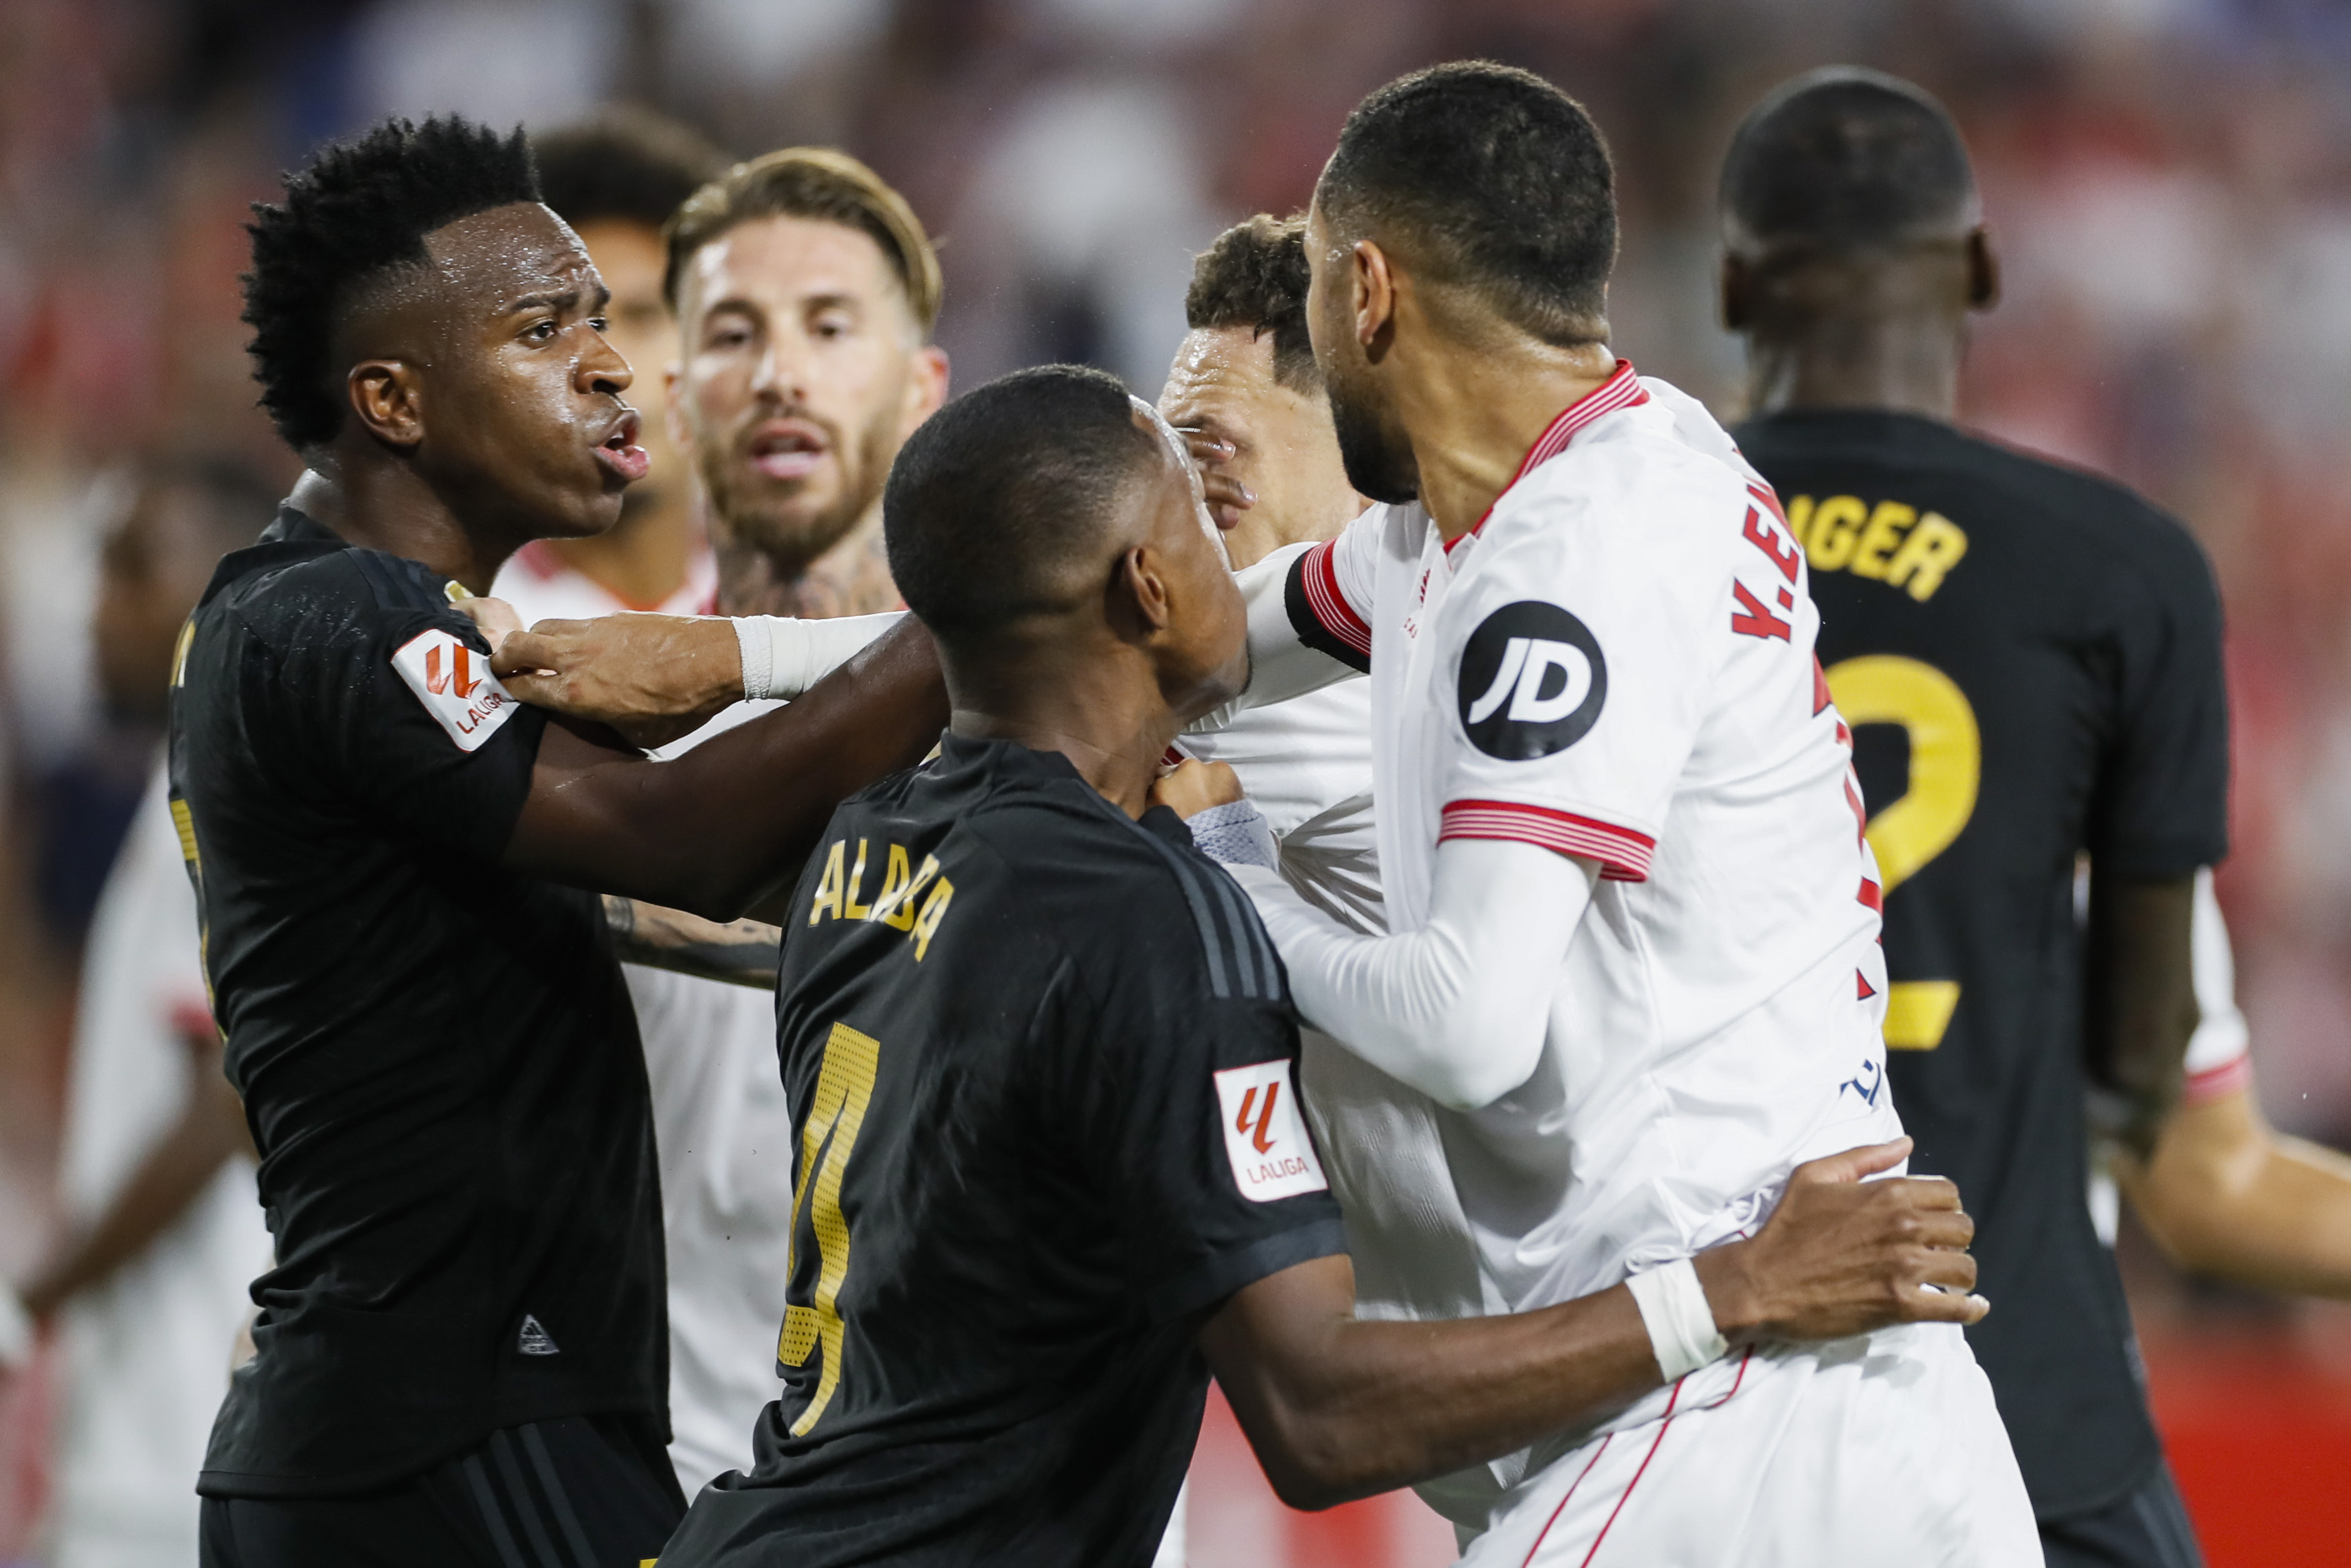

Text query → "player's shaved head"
[1316,61,1616,346]
[1721,67,1977,257]
[885,365,1168,647]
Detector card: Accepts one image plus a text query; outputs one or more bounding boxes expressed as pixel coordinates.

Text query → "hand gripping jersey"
[1257,368,2037,1552]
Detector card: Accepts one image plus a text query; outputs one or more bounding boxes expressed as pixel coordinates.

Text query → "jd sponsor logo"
[1456,601,1606,759]
[1212,1060,1327,1202]
[392,627,519,753]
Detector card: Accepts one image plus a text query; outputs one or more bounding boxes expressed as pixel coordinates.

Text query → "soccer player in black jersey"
[176,117,947,1568]
[1723,68,2351,1568]
[654,365,2000,1568]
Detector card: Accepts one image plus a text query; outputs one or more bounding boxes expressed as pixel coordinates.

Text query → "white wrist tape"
[0,1286,33,1369]
[735,616,776,701]
[1626,1257,1728,1382]
[735,613,907,702]
[1187,799,1281,871]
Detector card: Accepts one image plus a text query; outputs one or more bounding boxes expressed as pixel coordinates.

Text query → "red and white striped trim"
[1440,799,1656,882]
[1299,537,1373,658]
[2183,1051,2252,1106]
[1452,358,1649,555]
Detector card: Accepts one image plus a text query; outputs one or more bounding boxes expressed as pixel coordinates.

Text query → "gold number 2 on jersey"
[1826,655,1981,1050]
[776,1021,880,1434]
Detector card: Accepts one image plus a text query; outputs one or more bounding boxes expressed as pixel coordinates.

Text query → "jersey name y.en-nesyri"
[168,507,666,1499]
[1734,408,2230,1520]
[660,734,1345,1568]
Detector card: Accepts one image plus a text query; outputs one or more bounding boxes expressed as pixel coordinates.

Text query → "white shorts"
[1461,1322,2041,1568]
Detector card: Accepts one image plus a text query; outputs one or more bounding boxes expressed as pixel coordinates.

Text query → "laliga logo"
[1213,1061,1329,1203]
[422,641,482,699]
[1456,601,1609,759]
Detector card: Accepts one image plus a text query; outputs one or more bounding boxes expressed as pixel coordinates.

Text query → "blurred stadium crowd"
[4,0,2351,1559]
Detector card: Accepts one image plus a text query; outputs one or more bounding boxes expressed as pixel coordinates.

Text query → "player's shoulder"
[915,742,1286,1009]
[211,518,456,650]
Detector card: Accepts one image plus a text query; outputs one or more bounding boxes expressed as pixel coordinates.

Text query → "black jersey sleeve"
[2089,514,2230,877]
[240,558,548,866]
[1076,825,1348,1324]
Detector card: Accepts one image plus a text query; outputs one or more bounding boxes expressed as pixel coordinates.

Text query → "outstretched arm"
[1202,1139,1983,1510]
[501,616,948,919]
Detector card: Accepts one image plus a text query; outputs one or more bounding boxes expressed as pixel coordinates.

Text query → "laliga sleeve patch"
[1456,601,1607,759]
[391,628,521,752]
[1213,1060,1328,1202]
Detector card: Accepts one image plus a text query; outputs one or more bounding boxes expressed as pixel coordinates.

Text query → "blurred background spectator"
[3,0,2349,1562]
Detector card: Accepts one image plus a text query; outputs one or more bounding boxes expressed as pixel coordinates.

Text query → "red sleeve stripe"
[1301,538,1373,658]
[1440,799,1656,882]
[2183,1052,2252,1106]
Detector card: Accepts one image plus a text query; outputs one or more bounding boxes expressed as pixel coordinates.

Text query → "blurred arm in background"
[2110,870,2351,1294]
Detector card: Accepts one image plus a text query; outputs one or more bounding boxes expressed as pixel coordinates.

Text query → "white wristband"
[0,1286,34,1369]
[1625,1257,1728,1382]
[735,616,776,701]
[1187,799,1281,870]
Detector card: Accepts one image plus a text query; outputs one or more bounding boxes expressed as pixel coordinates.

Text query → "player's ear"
[1352,239,1397,357]
[1720,251,1751,332]
[347,359,425,451]
[1111,543,1172,643]
[903,345,950,435]
[1966,227,2000,312]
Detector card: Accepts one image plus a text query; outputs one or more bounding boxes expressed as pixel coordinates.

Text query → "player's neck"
[537,487,701,609]
[288,459,517,596]
[1400,335,1619,544]
[714,502,897,619]
[1742,314,1964,424]
[943,638,1175,819]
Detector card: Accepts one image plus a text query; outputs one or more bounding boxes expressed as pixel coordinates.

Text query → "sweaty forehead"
[421,202,595,307]
[1159,328,1278,416]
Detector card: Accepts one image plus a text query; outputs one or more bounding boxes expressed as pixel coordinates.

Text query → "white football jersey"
[1293,361,1899,1351]
[489,537,716,620]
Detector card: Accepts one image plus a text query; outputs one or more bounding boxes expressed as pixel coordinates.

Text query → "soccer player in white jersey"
[1164,62,2037,1564]
[1158,213,1380,933]
[490,113,724,622]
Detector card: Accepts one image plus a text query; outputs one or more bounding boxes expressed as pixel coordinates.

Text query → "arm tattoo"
[602,895,781,989]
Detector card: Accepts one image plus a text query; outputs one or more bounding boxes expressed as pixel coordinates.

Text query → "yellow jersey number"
[776,1020,880,1434]
[1825,656,1981,1050]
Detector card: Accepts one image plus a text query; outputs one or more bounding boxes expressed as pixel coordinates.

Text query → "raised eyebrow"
[507,287,582,316]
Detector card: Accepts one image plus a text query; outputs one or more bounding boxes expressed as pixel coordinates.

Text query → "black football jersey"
[1736,410,2229,1520]
[661,733,1346,1568]
[170,508,666,1498]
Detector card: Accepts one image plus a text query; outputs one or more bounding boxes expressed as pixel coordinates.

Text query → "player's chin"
[536,483,628,540]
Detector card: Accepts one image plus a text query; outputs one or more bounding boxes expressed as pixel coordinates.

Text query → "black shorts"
[2040,1460,2205,1568]
[200,1413,686,1568]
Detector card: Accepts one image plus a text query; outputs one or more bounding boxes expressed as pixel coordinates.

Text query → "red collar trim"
[1448,358,1647,555]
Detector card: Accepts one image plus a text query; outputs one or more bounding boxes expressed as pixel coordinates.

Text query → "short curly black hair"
[243,115,541,451]
[1185,214,1318,393]
[1319,62,1616,346]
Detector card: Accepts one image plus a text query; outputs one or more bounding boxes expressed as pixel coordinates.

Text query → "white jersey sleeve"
[1432,463,1737,881]
[2182,866,2251,1104]
[1194,508,1385,727]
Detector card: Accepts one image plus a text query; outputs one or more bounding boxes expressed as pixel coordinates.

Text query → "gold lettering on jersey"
[1883,514,1967,600]
[871,844,914,928]
[909,877,955,961]
[1788,494,1969,602]
[778,1020,881,1435]
[1849,501,1915,580]
[169,796,219,1020]
[842,839,874,921]
[808,839,847,925]
[1804,494,1868,570]
[170,617,196,688]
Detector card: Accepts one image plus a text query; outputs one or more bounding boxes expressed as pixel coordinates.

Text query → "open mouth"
[594,409,650,484]
[748,421,829,483]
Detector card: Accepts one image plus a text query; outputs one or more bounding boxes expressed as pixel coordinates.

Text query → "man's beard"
[701,403,897,572]
[1325,367,1420,505]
